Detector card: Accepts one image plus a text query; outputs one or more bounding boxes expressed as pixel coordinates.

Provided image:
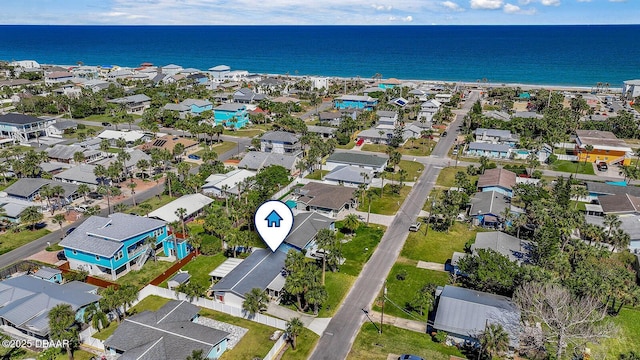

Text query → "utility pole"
[361,308,380,333]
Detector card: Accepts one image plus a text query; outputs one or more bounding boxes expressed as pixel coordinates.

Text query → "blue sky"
[0,0,636,25]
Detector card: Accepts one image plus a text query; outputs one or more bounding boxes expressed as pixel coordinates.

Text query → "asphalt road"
[0,182,165,269]
[308,91,479,360]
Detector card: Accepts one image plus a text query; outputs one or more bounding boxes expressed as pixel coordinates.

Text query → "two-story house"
[575,129,632,166]
[418,99,441,126]
[107,94,151,115]
[213,103,249,129]
[181,98,213,115]
[59,213,185,280]
[474,128,518,146]
[0,113,55,144]
[260,131,302,155]
[333,95,377,111]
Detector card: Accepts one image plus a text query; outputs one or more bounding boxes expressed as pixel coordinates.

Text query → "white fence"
[137,285,287,330]
[263,334,288,360]
[79,326,105,351]
[556,154,579,161]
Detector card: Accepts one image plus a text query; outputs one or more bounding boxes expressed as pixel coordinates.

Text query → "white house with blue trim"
[59,213,184,280]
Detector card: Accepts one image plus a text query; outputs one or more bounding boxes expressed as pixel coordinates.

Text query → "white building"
[202,169,256,198]
[623,79,640,100]
[148,193,214,223]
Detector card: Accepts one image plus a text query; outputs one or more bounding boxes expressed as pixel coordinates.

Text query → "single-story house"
[325,152,388,174]
[597,193,640,215]
[46,120,77,138]
[140,135,199,154]
[32,266,63,284]
[469,191,524,227]
[319,112,343,126]
[148,193,214,223]
[107,94,151,114]
[105,300,230,360]
[585,181,640,202]
[0,196,43,223]
[213,103,249,129]
[238,152,299,175]
[357,128,393,145]
[466,142,511,159]
[45,144,103,164]
[53,164,101,186]
[474,128,518,145]
[295,182,357,218]
[433,285,521,348]
[93,148,151,174]
[59,213,181,280]
[3,178,80,202]
[0,275,100,339]
[324,165,373,187]
[209,258,244,284]
[233,88,266,103]
[477,168,517,198]
[202,169,256,197]
[212,249,287,307]
[307,126,337,139]
[471,231,532,263]
[586,214,640,250]
[97,129,147,145]
[280,212,335,252]
[168,271,191,291]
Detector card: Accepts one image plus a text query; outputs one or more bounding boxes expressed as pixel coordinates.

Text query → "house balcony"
[127,244,150,259]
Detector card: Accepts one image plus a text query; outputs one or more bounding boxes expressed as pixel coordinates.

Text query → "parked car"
[409,222,421,232]
[75,205,89,212]
[34,222,47,230]
[56,251,67,261]
[65,227,76,236]
[442,131,448,137]
[187,154,201,160]
[88,192,103,200]
[399,355,424,360]
[597,162,608,171]
[101,122,111,126]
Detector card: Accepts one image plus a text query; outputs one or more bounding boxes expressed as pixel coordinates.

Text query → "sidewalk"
[265,303,332,336]
[367,310,427,333]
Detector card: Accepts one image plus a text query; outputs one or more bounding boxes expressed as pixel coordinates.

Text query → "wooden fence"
[57,262,120,289]
[149,251,196,286]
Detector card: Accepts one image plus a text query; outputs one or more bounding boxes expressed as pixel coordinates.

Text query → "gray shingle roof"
[45,144,88,160]
[285,212,334,249]
[215,103,245,112]
[434,285,520,347]
[53,164,99,185]
[471,231,532,262]
[0,276,100,336]
[108,94,151,104]
[296,182,355,211]
[3,178,79,199]
[325,165,373,184]
[50,120,77,131]
[326,152,388,168]
[260,131,300,143]
[319,112,342,121]
[468,142,511,152]
[33,266,62,280]
[59,213,167,257]
[585,181,640,197]
[212,249,286,298]
[238,152,297,171]
[307,126,337,135]
[0,113,48,125]
[105,300,228,360]
[469,191,516,217]
[163,103,189,112]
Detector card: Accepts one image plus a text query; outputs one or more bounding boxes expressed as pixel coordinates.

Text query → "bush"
[531,170,543,179]
[547,154,558,164]
[432,330,448,343]
[64,270,88,282]
[396,269,407,281]
[77,123,86,130]
[200,241,221,255]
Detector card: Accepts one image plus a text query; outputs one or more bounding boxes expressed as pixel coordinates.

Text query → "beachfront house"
[59,213,177,280]
[105,300,230,360]
[107,94,151,115]
[333,95,377,111]
[213,103,249,129]
[623,79,640,100]
[575,130,632,166]
[0,113,55,144]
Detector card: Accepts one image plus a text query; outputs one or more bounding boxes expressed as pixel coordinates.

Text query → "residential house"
[97,129,147,146]
[466,142,511,159]
[94,148,151,174]
[105,300,230,360]
[307,126,336,139]
[418,99,441,126]
[0,113,55,144]
[477,168,517,198]
[238,152,299,175]
[378,78,401,90]
[106,69,134,80]
[281,212,335,253]
[471,231,532,263]
[256,77,285,94]
[107,94,152,115]
[271,96,300,105]
[319,112,343,126]
[390,97,410,108]
[512,111,543,119]
[53,164,101,186]
[432,285,521,348]
[233,88,266,104]
[469,191,524,227]
[585,214,640,251]
[45,71,74,85]
[181,98,213,115]
[585,181,640,202]
[484,110,511,121]
[376,110,398,127]
[260,131,302,155]
[45,144,103,164]
[208,65,231,82]
[80,79,111,93]
[140,135,199,154]
[60,213,179,280]
[334,95,377,111]
[45,120,77,138]
[209,258,243,284]
[161,64,183,75]
[148,193,213,225]
[3,178,79,203]
[575,130,632,166]
[213,103,249,129]
[0,195,44,223]
[0,275,100,339]
[202,169,256,197]
[356,128,393,145]
[474,128,518,145]
[325,152,388,174]
[32,267,63,284]
[187,73,209,84]
[324,165,373,187]
[162,103,190,119]
[295,182,357,217]
[597,193,640,215]
[212,249,287,307]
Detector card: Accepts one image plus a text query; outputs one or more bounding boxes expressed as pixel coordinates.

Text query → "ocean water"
[0,25,638,87]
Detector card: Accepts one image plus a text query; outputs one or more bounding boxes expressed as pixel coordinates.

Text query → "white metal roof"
[208,258,243,278]
[148,193,213,223]
[97,129,146,142]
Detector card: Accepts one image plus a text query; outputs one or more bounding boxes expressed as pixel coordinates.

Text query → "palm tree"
[175,207,188,238]
[77,183,90,203]
[186,349,206,360]
[52,185,65,211]
[571,185,589,208]
[48,303,79,360]
[611,229,631,253]
[73,151,85,164]
[479,323,510,359]
[128,181,137,206]
[604,214,622,238]
[20,206,44,230]
[315,228,336,285]
[242,287,269,317]
[139,202,153,217]
[53,213,66,239]
[83,303,108,331]
[145,235,158,261]
[342,214,361,235]
[114,203,129,213]
[118,284,138,318]
[286,317,304,350]
[190,232,203,256]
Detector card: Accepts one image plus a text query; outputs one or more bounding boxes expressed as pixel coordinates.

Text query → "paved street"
[308,91,479,360]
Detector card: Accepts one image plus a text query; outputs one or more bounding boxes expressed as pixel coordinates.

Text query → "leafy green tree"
[407,283,435,316]
[20,206,44,230]
[99,286,122,323]
[83,303,108,331]
[479,323,510,359]
[186,349,206,360]
[176,281,205,301]
[457,249,522,296]
[342,214,361,234]
[48,303,79,360]
[242,288,269,317]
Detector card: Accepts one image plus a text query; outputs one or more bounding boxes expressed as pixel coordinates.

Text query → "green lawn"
[339,225,386,276]
[62,125,103,139]
[305,170,329,180]
[223,128,264,137]
[401,139,434,156]
[434,166,477,189]
[128,194,177,216]
[357,185,411,215]
[372,263,450,321]
[280,328,319,360]
[592,307,640,358]
[0,229,51,255]
[114,258,176,288]
[169,253,226,289]
[79,114,116,123]
[320,272,355,317]
[549,160,595,175]
[0,178,18,192]
[361,144,388,153]
[401,222,478,263]
[210,140,238,155]
[200,308,277,360]
[347,323,463,360]
[388,160,424,182]
[336,138,355,149]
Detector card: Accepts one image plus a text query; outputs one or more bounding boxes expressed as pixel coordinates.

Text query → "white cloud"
[371,4,393,11]
[518,0,531,4]
[609,0,627,2]
[503,2,537,14]
[403,15,414,21]
[470,0,504,10]
[576,0,591,2]
[442,1,464,11]
[540,0,560,6]
[388,15,414,22]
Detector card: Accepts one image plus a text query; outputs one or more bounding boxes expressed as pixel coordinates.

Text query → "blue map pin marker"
[254,200,294,252]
